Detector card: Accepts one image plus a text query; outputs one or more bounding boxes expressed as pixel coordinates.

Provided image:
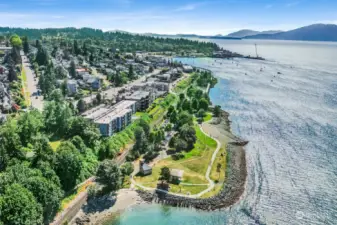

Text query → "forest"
[0,27,220,55]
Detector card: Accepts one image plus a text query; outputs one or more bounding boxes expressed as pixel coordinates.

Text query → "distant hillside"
[227,29,281,38]
[244,24,337,42]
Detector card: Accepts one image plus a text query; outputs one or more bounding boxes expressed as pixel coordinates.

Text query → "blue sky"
[1,0,337,35]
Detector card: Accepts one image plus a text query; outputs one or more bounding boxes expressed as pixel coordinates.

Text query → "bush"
[172,153,184,160]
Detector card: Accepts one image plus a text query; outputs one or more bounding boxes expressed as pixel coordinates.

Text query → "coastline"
[71,69,248,224]
[71,189,147,225]
[136,109,247,210]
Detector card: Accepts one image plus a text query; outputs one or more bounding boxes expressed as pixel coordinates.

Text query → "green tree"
[191,98,199,111]
[71,135,87,153]
[35,46,49,66]
[120,162,134,176]
[213,105,221,117]
[160,166,170,181]
[0,183,43,225]
[179,124,196,150]
[197,109,206,118]
[55,142,83,191]
[169,109,177,124]
[77,99,87,113]
[17,110,43,146]
[175,138,188,152]
[24,175,63,224]
[96,93,102,104]
[128,64,135,80]
[179,93,185,101]
[0,120,24,170]
[176,111,193,128]
[182,99,191,112]
[133,127,148,154]
[138,118,150,136]
[9,34,22,47]
[70,60,76,78]
[23,36,30,54]
[96,160,121,192]
[73,40,80,55]
[67,116,100,148]
[199,98,209,111]
[31,135,56,167]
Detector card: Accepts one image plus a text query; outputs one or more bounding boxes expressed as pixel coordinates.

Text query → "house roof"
[141,163,152,171]
[170,169,184,178]
[87,77,99,84]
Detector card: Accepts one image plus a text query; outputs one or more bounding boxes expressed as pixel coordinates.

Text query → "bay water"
[109,39,337,225]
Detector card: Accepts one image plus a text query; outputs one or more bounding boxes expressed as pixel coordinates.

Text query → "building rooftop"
[170,169,184,178]
[83,100,137,124]
[126,91,150,100]
[141,163,152,171]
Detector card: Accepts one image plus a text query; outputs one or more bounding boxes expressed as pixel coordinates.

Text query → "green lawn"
[203,113,213,122]
[173,75,193,93]
[20,67,30,106]
[134,124,218,195]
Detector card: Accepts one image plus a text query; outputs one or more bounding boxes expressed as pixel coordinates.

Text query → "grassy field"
[134,124,218,195]
[20,67,30,106]
[203,112,213,122]
[173,75,193,93]
[201,147,227,198]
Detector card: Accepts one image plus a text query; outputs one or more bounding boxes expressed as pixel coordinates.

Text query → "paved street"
[21,53,44,111]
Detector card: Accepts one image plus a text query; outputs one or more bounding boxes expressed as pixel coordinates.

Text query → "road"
[21,53,44,111]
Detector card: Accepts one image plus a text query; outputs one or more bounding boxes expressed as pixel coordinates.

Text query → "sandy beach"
[71,189,145,225]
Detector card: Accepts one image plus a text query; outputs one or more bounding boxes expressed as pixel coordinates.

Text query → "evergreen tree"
[69,60,76,78]
[23,36,30,54]
[128,64,135,80]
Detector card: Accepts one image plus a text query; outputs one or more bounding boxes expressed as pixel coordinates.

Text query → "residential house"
[67,80,78,95]
[182,65,193,73]
[87,77,101,90]
[139,160,152,175]
[170,169,184,183]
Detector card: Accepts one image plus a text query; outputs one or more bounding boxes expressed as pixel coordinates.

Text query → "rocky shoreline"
[71,189,147,225]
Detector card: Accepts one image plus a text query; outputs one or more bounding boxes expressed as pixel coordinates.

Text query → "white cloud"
[175,3,202,11]
[286,1,300,7]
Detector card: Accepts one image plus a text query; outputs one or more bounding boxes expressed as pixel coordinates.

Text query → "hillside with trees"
[0,27,219,56]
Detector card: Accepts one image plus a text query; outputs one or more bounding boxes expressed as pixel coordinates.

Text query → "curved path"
[130,122,222,198]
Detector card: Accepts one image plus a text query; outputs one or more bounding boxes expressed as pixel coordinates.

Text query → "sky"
[1,0,337,35]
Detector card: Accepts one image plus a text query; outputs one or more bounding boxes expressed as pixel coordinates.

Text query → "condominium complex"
[125,91,154,111]
[82,100,137,137]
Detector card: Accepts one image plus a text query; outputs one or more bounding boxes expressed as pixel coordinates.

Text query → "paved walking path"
[130,121,222,198]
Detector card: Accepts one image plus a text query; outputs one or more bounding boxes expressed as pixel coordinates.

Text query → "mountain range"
[226,29,282,38]
[242,24,337,42]
[102,24,337,42]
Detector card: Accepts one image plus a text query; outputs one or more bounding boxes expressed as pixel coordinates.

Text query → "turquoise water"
[108,40,337,225]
